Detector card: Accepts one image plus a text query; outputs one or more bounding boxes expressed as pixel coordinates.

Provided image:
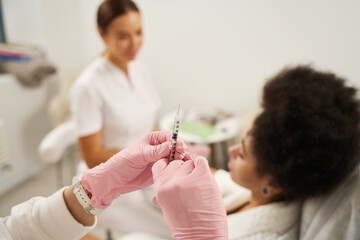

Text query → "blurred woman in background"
[70,0,164,237]
[71,0,160,169]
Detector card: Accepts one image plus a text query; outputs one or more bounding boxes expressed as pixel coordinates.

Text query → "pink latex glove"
[152,157,228,240]
[81,131,189,208]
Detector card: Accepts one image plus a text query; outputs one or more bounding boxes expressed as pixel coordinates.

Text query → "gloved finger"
[153,160,184,184]
[171,138,188,160]
[147,131,188,152]
[173,150,195,161]
[182,151,196,161]
[191,156,212,176]
[174,138,188,152]
[163,160,184,176]
[173,151,186,161]
[175,160,195,178]
[152,158,169,179]
[147,131,172,145]
[148,141,171,161]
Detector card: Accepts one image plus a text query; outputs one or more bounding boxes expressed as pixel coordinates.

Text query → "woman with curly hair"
[213,65,360,239]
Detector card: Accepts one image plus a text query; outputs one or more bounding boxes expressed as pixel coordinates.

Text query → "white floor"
[0,163,59,217]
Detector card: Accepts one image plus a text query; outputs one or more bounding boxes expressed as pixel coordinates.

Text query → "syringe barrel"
[169,108,181,162]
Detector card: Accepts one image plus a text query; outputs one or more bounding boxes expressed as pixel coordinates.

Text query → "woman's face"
[100,10,143,62]
[228,130,266,191]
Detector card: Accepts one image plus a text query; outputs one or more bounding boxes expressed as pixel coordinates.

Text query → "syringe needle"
[176,104,180,115]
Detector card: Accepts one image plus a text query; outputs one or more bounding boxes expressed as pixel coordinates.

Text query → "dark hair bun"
[253,65,360,200]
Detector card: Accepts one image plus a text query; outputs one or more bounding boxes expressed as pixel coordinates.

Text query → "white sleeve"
[1,188,96,240]
[70,83,103,137]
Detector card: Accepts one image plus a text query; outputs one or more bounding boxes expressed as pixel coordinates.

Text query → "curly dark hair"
[252,65,360,201]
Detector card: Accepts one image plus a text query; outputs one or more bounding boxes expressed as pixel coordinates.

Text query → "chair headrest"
[300,166,360,240]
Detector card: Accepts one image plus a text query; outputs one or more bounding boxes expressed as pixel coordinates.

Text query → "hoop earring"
[261,186,271,198]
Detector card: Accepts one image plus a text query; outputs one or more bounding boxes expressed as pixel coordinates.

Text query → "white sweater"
[214,170,301,240]
[0,188,96,240]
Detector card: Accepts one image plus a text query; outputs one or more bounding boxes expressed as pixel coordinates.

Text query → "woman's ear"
[267,178,283,197]
[261,176,283,198]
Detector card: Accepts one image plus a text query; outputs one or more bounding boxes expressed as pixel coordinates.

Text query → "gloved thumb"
[183,151,196,161]
[193,156,211,175]
[152,158,169,179]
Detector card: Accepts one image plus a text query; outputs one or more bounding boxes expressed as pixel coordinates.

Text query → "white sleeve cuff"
[34,187,97,240]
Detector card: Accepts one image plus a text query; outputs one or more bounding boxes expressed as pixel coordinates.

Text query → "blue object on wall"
[0,0,6,42]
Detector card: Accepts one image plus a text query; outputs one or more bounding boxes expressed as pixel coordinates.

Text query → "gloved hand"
[152,157,228,240]
[81,131,189,208]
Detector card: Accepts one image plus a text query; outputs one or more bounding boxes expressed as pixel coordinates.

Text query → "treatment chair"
[38,70,81,187]
[40,99,360,240]
[38,121,78,186]
[299,166,360,240]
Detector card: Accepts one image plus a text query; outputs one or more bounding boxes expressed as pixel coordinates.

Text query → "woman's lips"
[127,51,137,58]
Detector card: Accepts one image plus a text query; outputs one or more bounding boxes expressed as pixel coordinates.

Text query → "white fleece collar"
[227,200,300,239]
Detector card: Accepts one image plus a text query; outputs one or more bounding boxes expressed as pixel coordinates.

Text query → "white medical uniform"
[0,188,95,240]
[70,57,161,149]
[70,57,170,238]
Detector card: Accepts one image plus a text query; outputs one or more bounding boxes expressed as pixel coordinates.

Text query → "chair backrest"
[38,121,77,163]
[300,166,360,240]
[48,69,81,126]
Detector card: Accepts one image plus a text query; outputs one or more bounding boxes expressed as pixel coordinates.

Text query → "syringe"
[169,105,181,162]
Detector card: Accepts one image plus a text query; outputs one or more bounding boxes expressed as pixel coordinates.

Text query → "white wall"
[3,0,360,116]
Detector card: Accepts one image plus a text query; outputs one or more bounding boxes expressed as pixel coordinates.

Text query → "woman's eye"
[118,35,127,40]
[237,152,244,159]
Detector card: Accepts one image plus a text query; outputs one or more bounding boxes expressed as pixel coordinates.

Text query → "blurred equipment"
[0,0,6,42]
[0,73,57,195]
[0,118,11,172]
[160,106,240,169]
[0,43,56,87]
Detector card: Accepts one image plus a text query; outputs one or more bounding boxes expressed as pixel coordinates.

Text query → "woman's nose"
[130,35,140,48]
[129,37,135,47]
